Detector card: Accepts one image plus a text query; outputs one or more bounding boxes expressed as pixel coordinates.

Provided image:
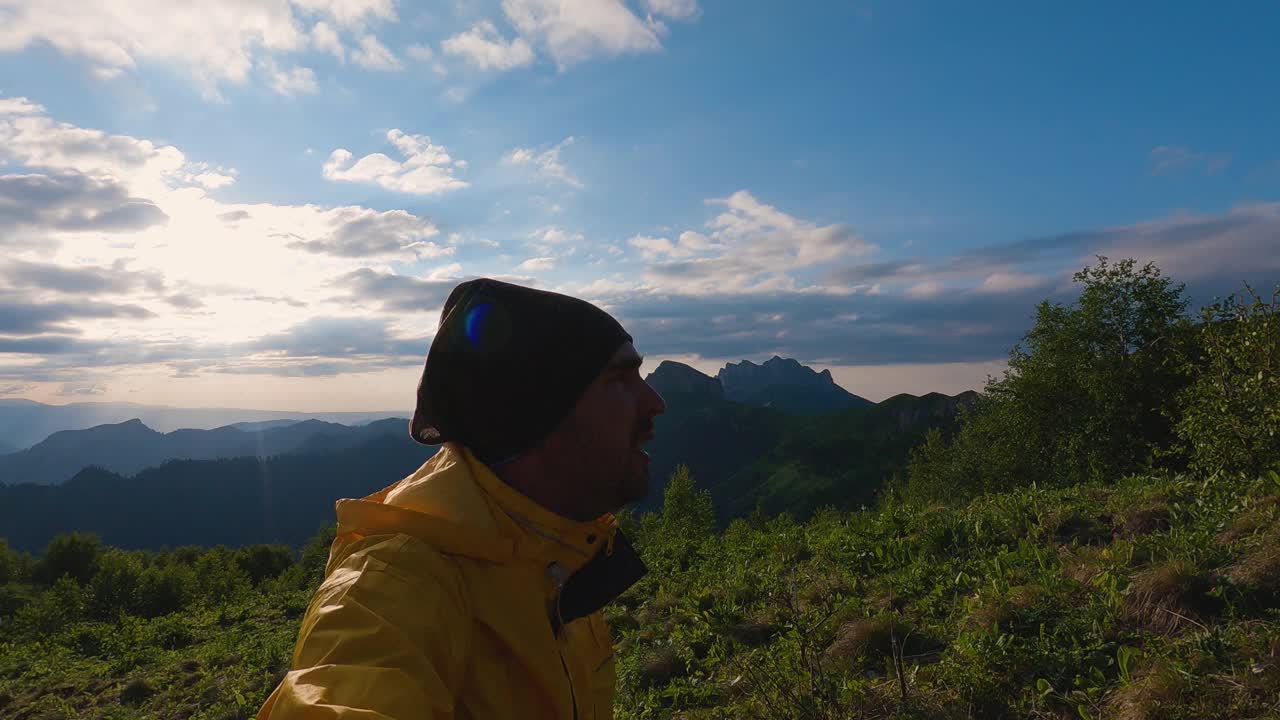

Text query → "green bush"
[276,525,335,592]
[34,532,102,586]
[137,562,196,618]
[1175,285,1280,476]
[13,575,85,636]
[87,550,145,619]
[194,547,251,602]
[234,544,295,587]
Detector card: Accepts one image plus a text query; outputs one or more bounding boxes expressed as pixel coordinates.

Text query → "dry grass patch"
[1115,502,1172,538]
[1062,547,1106,585]
[725,620,778,647]
[966,584,1047,632]
[636,592,679,626]
[1123,560,1221,634]
[1104,662,1184,720]
[1225,532,1280,604]
[637,646,687,688]
[1219,495,1279,544]
[1046,509,1112,545]
[823,617,930,672]
[798,571,851,610]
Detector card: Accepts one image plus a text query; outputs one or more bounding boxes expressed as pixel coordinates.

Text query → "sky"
[0,1,1278,411]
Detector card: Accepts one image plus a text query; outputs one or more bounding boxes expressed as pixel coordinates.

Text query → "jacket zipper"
[550,563,580,720]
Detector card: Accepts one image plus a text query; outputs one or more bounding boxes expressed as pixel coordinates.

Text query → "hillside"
[0,432,436,552]
[1,469,1276,719]
[0,417,409,486]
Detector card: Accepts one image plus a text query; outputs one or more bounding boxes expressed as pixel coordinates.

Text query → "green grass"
[3,471,1279,719]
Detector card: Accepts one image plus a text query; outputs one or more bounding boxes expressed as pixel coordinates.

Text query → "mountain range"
[0,357,977,551]
[0,399,404,452]
[0,418,411,486]
[717,355,873,414]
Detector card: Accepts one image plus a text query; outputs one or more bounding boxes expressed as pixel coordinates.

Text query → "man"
[257,278,667,720]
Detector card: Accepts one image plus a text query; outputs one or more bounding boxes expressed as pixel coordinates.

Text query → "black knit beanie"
[410,278,633,465]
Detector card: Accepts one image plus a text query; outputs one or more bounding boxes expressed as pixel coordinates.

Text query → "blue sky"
[1,1,1278,411]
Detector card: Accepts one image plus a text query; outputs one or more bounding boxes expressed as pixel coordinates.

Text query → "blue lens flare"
[464,302,493,347]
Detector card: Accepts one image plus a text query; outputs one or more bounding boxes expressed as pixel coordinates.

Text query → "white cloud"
[976,271,1046,294]
[291,0,396,27]
[424,262,463,281]
[534,226,583,244]
[641,0,699,20]
[1,104,188,196]
[638,190,876,294]
[441,19,535,71]
[287,207,449,258]
[406,44,434,61]
[517,256,556,271]
[0,101,461,400]
[0,96,44,115]
[311,21,346,62]
[0,0,397,97]
[322,128,468,195]
[628,231,708,260]
[351,34,402,70]
[500,0,660,69]
[262,58,319,96]
[503,136,582,188]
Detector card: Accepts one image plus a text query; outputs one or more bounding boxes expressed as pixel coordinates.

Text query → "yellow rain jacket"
[257,441,638,719]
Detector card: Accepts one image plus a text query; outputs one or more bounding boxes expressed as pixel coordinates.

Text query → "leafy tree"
[1175,285,1280,476]
[909,257,1191,500]
[34,532,102,586]
[661,464,716,541]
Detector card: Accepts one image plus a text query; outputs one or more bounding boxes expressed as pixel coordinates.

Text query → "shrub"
[13,575,85,636]
[151,615,195,650]
[276,526,336,592]
[1175,285,1280,476]
[137,562,196,617]
[661,464,716,541]
[234,544,295,587]
[193,547,251,602]
[88,550,145,618]
[34,532,102,586]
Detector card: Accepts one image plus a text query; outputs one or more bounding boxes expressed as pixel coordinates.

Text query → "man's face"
[546,342,666,519]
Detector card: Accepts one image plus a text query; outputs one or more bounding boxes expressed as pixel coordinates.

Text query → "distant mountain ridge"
[0,399,405,451]
[717,356,873,415]
[639,359,975,518]
[0,356,982,551]
[0,417,409,485]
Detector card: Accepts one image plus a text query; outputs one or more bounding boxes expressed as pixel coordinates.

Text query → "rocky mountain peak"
[644,361,725,401]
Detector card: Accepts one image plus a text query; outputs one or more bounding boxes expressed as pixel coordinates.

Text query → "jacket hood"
[329,442,620,575]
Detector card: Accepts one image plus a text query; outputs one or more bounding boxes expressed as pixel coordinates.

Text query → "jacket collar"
[459,443,619,576]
